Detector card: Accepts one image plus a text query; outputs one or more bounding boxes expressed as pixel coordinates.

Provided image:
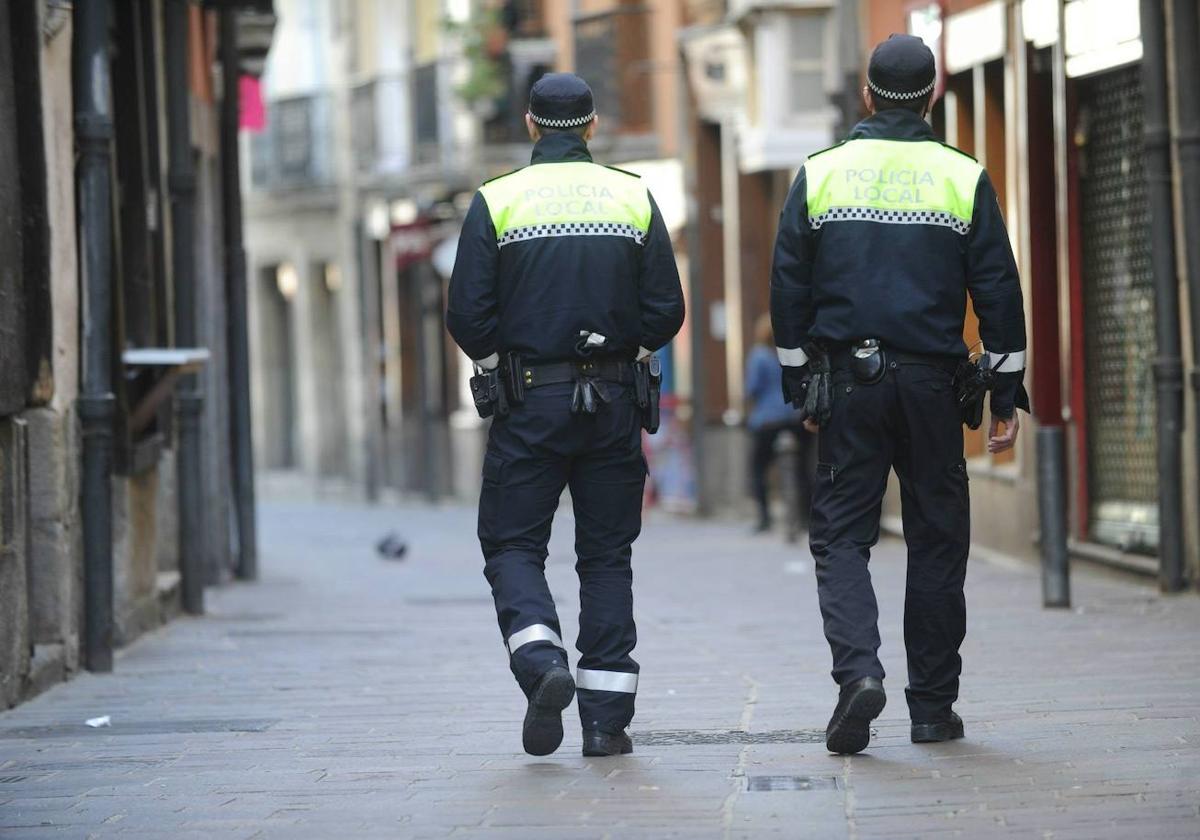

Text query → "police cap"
[528,73,596,129]
[867,34,936,102]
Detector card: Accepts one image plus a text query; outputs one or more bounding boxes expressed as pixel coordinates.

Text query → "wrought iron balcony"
[249,92,334,191]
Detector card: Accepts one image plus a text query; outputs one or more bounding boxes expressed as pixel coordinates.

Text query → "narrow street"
[1,499,1198,839]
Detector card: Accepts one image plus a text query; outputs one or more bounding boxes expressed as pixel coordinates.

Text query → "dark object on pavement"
[375,533,408,560]
[911,711,964,743]
[582,728,633,757]
[523,667,576,756]
[825,676,886,755]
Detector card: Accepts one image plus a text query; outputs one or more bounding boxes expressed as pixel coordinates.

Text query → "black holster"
[633,356,662,433]
[469,368,508,419]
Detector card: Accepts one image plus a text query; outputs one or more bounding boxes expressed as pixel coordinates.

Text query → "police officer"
[769,35,1029,755]
[447,73,684,758]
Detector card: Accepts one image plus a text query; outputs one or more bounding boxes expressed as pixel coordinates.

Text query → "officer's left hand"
[987,412,1019,454]
[802,418,819,434]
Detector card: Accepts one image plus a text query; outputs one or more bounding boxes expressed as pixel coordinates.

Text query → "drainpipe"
[74,0,115,671]
[1039,0,1071,608]
[1139,0,1186,591]
[677,46,709,516]
[1170,0,1200,583]
[219,11,258,581]
[165,0,205,614]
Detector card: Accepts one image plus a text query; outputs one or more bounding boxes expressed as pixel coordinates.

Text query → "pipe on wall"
[1169,0,1200,584]
[219,10,259,581]
[74,0,115,671]
[1138,0,1186,592]
[164,0,206,615]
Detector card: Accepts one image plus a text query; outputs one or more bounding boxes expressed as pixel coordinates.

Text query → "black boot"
[825,676,886,755]
[522,667,575,756]
[911,712,964,743]
[582,729,633,757]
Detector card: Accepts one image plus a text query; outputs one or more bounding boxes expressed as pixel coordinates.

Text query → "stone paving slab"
[0,499,1198,838]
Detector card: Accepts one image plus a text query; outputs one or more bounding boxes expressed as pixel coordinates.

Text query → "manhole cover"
[635,729,826,746]
[0,718,278,739]
[746,775,839,792]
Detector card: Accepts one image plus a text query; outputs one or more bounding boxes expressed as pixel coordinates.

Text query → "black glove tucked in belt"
[780,345,832,428]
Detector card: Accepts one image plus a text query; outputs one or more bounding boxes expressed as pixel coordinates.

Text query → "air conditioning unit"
[680,24,749,124]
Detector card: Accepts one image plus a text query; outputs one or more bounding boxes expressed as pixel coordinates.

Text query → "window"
[110,1,172,473]
[787,14,826,116]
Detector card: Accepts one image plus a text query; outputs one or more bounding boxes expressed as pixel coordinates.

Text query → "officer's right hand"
[987,412,1019,454]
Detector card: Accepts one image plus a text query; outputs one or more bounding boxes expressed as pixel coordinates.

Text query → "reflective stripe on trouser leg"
[575,668,638,693]
[506,623,565,655]
[576,667,639,732]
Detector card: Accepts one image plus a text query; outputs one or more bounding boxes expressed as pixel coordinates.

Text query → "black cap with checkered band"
[528,72,596,129]
[867,34,936,103]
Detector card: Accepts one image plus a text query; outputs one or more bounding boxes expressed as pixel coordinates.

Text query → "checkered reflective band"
[497,221,647,248]
[867,78,936,101]
[809,207,971,235]
[528,110,597,128]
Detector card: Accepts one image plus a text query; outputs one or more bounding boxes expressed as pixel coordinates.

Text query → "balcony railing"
[574,6,653,136]
[249,92,333,191]
[351,75,412,177]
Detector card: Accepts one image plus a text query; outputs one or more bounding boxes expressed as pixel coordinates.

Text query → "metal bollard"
[776,430,801,544]
[1036,426,1071,608]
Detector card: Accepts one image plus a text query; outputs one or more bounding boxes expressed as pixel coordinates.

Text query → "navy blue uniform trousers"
[479,380,645,733]
[810,360,970,723]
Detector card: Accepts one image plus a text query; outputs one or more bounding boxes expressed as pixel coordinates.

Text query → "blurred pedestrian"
[447,73,684,758]
[769,35,1029,755]
[745,313,813,534]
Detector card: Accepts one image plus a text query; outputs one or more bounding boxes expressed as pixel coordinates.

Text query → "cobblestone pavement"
[1,498,1198,839]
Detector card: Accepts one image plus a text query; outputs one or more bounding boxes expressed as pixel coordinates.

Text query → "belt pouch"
[851,340,886,384]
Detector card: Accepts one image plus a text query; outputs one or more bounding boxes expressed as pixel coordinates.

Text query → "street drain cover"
[746,775,839,792]
[0,718,279,739]
[0,776,28,784]
[635,729,826,746]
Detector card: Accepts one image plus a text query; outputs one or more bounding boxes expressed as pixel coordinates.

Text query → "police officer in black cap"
[769,35,1029,754]
[447,73,684,757]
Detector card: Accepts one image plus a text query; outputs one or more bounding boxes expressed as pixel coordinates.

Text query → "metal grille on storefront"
[1078,64,1158,552]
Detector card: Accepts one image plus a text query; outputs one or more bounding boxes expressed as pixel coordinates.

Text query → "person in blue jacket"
[745,313,813,534]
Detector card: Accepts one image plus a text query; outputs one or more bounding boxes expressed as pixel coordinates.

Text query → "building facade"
[245,0,692,503]
[0,0,270,710]
[860,0,1199,585]
[243,0,1199,588]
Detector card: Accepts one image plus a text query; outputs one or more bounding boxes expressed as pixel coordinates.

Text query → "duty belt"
[828,346,959,375]
[516,359,634,389]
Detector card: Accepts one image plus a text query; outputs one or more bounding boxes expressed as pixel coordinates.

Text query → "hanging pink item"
[239,75,266,132]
